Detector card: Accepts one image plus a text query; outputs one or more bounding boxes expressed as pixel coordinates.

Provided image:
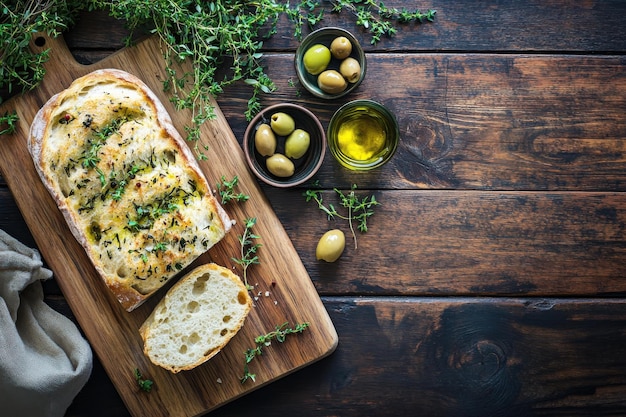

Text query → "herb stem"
[232,217,261,291]
[241,322,310,383]
[304,184,380,249]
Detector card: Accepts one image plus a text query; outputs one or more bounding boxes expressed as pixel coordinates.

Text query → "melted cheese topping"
[41,78,225,297]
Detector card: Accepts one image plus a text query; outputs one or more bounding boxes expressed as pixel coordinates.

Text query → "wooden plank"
[212,297,626,416]
[60,297,626,416]
[4,185,626,298]
[216,53,626,191]
[63,3,626,53]
[266,188,626,296]
[6,52,626,192]
[0,33,337,417]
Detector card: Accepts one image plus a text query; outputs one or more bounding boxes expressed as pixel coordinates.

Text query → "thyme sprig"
[232,217,261,291]
[241,321,310,384]
[330,0,436,44]
[304,184,380,249]
[216,175,249,205]
[133,368,153,392]
[0,111,19,135]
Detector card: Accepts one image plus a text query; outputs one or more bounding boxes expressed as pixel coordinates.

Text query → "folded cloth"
[0,229,93,417]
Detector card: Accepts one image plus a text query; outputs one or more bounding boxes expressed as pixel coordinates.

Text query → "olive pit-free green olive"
[316,229,346,262]
[284,128,311,159]
[339,57,361,84]
[303,44,331,75]
[270,112,295,136]
[266,153,295,177]
[317,70,347,94]
[254,123,277,156]
[330,36,352,60]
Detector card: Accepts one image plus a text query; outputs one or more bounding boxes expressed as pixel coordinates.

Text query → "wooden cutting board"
[0,33,337,417]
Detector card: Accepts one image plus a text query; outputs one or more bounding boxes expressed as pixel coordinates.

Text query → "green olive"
[266,153,295,177]
[316,229,345,262]
[330,36,352,60]
[339,57,361,84]
[303,44,331,75]
[254,123,276,156]
[317,70,347,94]
[270,112,295,136]
[284,128,311,159]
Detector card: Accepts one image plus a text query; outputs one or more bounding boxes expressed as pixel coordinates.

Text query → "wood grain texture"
[62,2,626,53]
[265,188,626,296]
[52,297,626,416]
[1,1,626,415]
[4,186,625,297]
[210,297,626,417]
[21,50,626,192]
[0,34,337,417]
[213,53,626,191]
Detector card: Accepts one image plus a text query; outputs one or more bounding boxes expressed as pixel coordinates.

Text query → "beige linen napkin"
[0,229,92,417]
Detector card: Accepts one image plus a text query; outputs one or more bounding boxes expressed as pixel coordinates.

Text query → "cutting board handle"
[32,32,85,72]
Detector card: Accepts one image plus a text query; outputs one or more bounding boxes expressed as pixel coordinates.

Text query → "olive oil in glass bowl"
[327,100,399,170]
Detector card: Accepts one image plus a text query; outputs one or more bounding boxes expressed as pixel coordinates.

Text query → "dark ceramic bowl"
[243,103,326,187]
[295,27,366,100]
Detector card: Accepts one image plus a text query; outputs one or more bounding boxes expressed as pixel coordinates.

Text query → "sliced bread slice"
[139,263,252,373]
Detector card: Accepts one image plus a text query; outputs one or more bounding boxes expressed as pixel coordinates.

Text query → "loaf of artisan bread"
[28,69,232,311]
[139,263,252,373]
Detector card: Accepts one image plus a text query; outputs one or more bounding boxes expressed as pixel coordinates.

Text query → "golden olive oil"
[337,114,386,161]
[328,100,399,170]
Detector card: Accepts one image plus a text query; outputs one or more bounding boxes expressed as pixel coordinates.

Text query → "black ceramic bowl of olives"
[243,103,326,188]
[295,27,366,99]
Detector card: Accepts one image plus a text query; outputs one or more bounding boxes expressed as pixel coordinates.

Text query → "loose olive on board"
[254,123,277,156]
[303,44,331,75]
[266,153,295,177]
[317,70,347,94]
[339,57,361,84]
[316,229,346,262]
[285,129,311,159]
[330,36,352,60]
[270,112,295,136]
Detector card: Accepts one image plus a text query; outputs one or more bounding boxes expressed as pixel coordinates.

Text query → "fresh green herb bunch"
[0,0,82,102]
[0,111,19,135]
[1,0,435,153]
[85,0,326,158]
[241,321,310,383]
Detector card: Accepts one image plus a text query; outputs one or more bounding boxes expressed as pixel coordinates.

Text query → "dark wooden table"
[2,1,626,416]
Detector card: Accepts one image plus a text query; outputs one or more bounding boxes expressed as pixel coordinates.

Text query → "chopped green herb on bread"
[28,69,232,311]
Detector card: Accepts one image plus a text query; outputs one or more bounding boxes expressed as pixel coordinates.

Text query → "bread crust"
[28,69,232,311]
[139,263,252,373]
